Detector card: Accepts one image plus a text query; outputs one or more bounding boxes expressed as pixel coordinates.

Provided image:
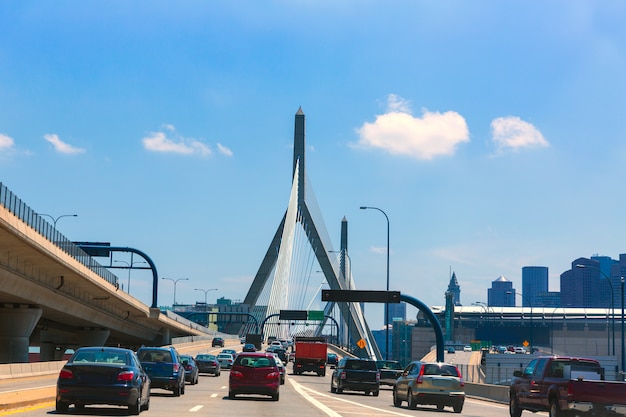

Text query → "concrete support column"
[0,304,42,363]
[76,328,110,347]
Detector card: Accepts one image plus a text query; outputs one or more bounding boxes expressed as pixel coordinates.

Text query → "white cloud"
[355,94,469,160]
[142,126,211,156]
[217,143,233,157]
[490,116,549,154]
[43,134,86,154]
[0,133,15,151]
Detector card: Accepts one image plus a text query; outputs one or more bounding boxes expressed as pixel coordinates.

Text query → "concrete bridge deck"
[0,184,209,362]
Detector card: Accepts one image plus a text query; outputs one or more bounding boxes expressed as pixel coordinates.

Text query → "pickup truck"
[137,346,186,396]
[509,356,626,417]
[376,360,403,386]
[330,358,380,396]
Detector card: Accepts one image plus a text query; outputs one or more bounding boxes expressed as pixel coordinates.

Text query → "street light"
[507,291,533,352]
[195,288,218,310]
[360,205,390,360]
[39,213,78,229]
[161,277,189,306]
[114,260,148,293]
[473,301,493,346]
[576,264,614,355]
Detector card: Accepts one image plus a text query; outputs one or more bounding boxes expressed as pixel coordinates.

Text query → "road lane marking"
[289,379,342,417]
[190,405,204,412]
[210,393,218,398]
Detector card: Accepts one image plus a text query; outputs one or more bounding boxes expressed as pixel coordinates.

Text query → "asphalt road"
[1,343,521,417]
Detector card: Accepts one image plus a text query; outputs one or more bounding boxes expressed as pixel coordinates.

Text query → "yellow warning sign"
[357,339,366,349]
[522,340,529,347]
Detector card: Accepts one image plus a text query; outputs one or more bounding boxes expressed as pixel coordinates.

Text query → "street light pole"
[576,264,614,355]
[621,277,626,380]
[194,288,218,311]
[360,206,390,360]
[161,277,189,307]
[622,277,625,379]
[39,213,78,229]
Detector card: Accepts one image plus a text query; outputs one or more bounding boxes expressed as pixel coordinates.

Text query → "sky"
[1,1,626,331]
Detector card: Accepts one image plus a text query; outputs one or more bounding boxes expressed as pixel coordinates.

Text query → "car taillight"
[59,369,74,379]
[415,366,425,384]
[231,370,243,378]
[376,372,380,382]
[184,365,192,371]
[455,367,465,386]
[117,371,135,382]
[266,372,280,380]
[340,371,346,380]
[173,363,180,372]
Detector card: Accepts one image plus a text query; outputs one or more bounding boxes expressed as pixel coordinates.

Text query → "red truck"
[509,356,626,417]
[293,337,327,376]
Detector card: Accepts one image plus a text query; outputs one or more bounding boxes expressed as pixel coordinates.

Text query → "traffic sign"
[321,290,401,303]
[357,339,366,349]
[279,310,308,320]
[307,310,325,321]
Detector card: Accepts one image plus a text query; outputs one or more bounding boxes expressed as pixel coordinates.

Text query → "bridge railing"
[0,182,119,286]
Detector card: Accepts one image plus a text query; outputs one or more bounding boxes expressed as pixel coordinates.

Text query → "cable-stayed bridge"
[242,108,381,360]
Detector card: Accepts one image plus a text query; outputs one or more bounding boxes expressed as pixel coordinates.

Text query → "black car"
[180,354,199,385]
[56,346,150,415]
[137,346,186,396]
[243,343,257,352]
[195,354,221,376]
[212,337,225,347]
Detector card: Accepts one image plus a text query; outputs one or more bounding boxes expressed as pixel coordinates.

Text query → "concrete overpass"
[0,182,208,363]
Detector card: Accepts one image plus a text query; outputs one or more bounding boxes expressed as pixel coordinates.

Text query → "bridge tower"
[242,108,380,359]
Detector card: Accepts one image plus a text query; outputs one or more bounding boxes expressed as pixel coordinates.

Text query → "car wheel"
[392,388,402,407]
[373,390,379,397]
[365,391,370,396]
[337,387,343,394]
[437,404,445,411]
[141,393,150,411]
[181,382,186,395]
[55,400,69,413]
[272,392,279,401]
[174,385,181,397]
[229,391,236,399]
[509,393,522,417]
[453,401,463,413]
[407,389,417,410]
[549,398,563,417]
[129,397,141,415]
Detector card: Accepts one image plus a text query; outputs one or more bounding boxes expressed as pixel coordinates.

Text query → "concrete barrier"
[464,382,509,403]
[0,361,65,380]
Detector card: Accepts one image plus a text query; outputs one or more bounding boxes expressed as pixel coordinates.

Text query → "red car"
[228,352,281,401]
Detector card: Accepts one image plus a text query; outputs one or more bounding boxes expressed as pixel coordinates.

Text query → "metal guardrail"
[0,182,119,286]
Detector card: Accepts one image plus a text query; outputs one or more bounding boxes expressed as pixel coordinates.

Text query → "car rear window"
[72,350,129,365]
[138,349,172,363]
[423,364,458,376]
[344,360,378,371]
[235,355,276,367]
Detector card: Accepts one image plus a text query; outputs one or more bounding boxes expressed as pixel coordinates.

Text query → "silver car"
[393,361,465,413]
[217,353,234,369]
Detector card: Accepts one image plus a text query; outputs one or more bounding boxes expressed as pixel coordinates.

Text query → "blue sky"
[1,1,625,330]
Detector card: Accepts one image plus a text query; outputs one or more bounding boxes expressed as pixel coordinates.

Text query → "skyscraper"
[522,266,548,307]
[488,276,515,307]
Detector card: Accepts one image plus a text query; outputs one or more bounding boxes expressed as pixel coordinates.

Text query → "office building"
[487,276,515,307]
[522,266,548,307]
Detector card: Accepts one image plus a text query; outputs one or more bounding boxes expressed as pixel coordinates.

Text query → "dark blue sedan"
[56,346,150,414]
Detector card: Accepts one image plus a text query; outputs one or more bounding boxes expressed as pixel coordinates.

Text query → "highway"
[0,342,517,417]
